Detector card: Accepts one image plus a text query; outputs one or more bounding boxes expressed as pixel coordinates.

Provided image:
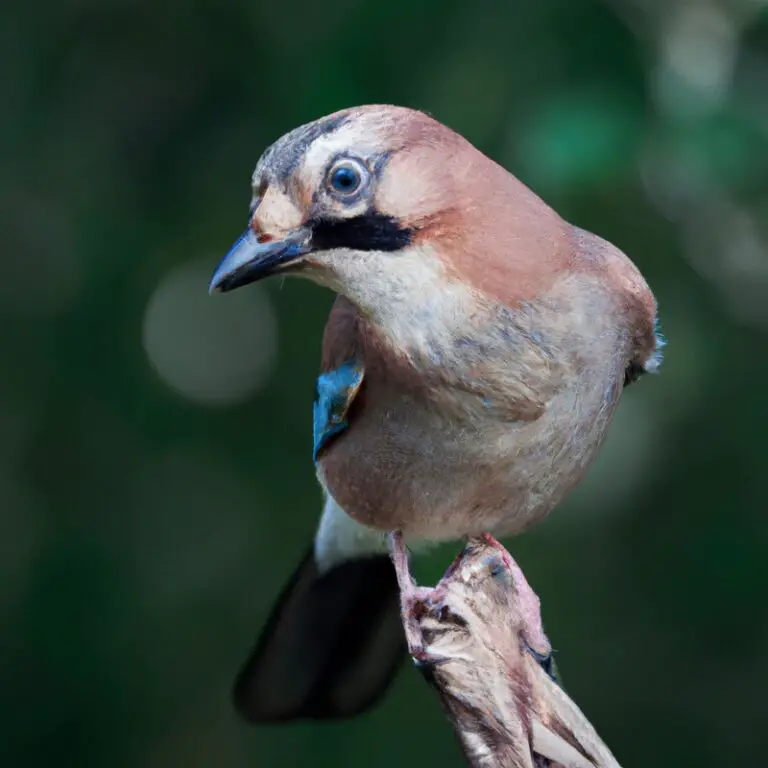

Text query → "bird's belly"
[317,390,613,540]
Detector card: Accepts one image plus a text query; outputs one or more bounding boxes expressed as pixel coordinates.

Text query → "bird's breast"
[316,333,624,541]
[316,273,634,540]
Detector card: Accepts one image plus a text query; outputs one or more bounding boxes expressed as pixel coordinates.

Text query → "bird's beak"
[208,227,312,294]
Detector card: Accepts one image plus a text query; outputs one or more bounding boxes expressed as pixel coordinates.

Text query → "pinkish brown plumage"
[209,104,662,724]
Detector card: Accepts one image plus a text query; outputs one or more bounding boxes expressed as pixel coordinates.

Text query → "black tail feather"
[233,547,406,723]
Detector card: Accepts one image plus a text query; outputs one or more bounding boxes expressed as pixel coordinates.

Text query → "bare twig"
[389,536,622,768]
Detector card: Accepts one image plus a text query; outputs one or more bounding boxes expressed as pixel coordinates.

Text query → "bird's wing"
[314,297,366,461]
[320,295,568,425]
[439,325,568,422]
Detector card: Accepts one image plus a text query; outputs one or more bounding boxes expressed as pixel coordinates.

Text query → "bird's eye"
[327,161,364,197]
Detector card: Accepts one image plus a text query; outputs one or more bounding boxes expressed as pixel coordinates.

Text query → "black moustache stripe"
[309,213,414,252]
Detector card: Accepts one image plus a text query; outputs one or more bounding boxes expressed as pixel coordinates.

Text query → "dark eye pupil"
[331,166,360,193]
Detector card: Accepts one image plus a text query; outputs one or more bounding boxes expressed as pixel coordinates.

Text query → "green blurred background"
[3,0,768,765]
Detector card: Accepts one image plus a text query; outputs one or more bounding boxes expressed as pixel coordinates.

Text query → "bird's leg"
[480,532,556,680]
[387,531,447,665]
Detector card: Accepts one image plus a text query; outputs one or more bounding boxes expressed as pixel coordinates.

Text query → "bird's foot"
[480,532,513,567]
[478,532,554,677]
[387,531,448,665]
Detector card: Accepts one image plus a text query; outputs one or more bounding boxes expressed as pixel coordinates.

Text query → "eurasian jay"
[209,104,662,724]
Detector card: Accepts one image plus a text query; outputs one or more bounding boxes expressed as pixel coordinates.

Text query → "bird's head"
[209,105,569,329]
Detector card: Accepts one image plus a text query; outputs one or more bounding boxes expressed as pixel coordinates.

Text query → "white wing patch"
[314,492,389,573]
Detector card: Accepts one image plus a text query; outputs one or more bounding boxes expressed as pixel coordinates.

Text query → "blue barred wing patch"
[312,360,364,461]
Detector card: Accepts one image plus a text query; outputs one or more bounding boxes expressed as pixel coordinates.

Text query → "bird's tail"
[233,546,406,723]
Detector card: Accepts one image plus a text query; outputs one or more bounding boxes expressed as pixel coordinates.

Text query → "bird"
[208,104,663,725]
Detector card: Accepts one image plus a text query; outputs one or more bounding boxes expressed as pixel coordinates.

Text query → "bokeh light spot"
[142,259,277,406]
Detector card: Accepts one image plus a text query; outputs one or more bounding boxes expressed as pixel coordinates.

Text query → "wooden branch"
[396,538,622,768]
